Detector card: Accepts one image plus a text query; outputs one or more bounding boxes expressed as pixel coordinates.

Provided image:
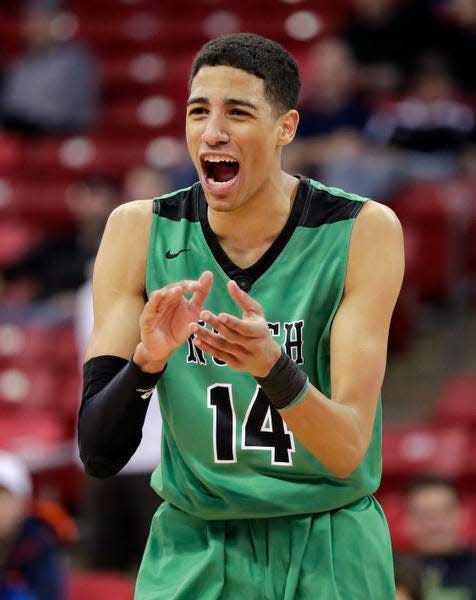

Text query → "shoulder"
[107,199,153,235]
[346,200,404,295]
[353,200,403,244]
[97,200,154,277]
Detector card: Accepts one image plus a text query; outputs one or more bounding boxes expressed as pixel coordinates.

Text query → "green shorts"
[135,496,395,599]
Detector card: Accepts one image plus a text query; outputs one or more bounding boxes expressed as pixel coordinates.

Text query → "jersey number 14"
[207,384,295,466]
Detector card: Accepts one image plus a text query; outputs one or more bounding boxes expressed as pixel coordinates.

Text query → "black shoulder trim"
[152,183,200,222]
[198,176,309,288]
[301,186,364,228]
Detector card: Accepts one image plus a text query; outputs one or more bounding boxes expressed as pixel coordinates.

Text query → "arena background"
[0,0,475,597]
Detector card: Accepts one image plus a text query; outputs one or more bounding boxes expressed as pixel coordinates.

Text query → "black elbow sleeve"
[79,355,163,478]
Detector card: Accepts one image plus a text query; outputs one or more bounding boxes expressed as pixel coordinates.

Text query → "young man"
[403,475,476,597]
[79,33,404,599]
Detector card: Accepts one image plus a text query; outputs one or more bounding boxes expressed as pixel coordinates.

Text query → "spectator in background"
[284,36,404,200]
[123,164,172,202]
[0,451,66,600]
[394,554,424,600]
[404,475,476,599]
[0,0,99,135]
[341,0,436,97]
[0,174,121,323]
[366,55,475,180]
[284,37,370,179]
[431,0,476,96]
[297,37,371,141]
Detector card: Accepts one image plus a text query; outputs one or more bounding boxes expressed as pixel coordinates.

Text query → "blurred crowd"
[0,0,476,598]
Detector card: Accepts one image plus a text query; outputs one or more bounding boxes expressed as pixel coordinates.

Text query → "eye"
[230,108,250,117]
[188,107,207,116]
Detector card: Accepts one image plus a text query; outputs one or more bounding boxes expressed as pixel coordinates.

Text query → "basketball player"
[79,33,404,599]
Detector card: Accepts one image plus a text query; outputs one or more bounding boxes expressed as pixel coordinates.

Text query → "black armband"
[254,349,309,410]
[78,355,165,478]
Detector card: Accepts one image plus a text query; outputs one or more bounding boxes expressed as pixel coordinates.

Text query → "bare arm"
[86,200,213,369]
[79,199,213,476]
[78,200,153,476]
[277,201,404,476]
[191,201,404,477]
[85,199,152,362]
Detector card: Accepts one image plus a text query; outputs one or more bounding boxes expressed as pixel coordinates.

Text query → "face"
[66,181,119,225]
[396,588,413,600]
[186,65,297,213]
[124,166,171,201]
[406,485,462,555]
[23,11,54,49]
[309,38,357,105]
[0,488,25,541]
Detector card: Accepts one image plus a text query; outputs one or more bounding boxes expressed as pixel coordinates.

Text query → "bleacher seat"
[0,134,22,174]
[68,571,134,600]
[432,373,476,429]
[0,176,75,227]
[392,179,472,302]
[0,324,78,370]
[382,423,470,484]
[0,220,42,268]
[0,407,68,461]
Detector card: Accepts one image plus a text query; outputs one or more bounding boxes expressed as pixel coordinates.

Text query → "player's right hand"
[133,271,213,372]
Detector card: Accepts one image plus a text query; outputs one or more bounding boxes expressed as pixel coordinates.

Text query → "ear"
[277,109,300,147]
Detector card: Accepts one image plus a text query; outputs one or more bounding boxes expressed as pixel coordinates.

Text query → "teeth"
[210,179,234,186]
[203,156,238,163]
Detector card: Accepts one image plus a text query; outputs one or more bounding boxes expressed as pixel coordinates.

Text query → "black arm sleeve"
[78,355,163,478]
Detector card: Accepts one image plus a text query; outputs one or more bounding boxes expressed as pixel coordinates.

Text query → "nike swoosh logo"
[136,388,155,400]
[165,248,191,259]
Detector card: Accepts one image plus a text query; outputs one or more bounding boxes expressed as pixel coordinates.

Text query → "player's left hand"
[189,279,281,377]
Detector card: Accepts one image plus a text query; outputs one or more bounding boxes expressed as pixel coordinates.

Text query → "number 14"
[207,384,295,466]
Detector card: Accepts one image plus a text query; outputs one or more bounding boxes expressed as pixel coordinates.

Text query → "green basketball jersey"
[146,176,382,520]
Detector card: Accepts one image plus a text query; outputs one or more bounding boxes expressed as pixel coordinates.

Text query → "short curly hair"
[190,33,301,114]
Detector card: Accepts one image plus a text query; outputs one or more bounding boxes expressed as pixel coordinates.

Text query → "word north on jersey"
[187,320,305,366]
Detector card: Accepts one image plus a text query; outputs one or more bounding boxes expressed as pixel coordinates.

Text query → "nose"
[201,114,229,146]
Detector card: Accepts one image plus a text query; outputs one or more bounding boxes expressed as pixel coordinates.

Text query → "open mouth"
[201,157,240,186]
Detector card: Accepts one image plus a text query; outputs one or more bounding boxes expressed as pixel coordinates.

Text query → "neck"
[206,171,300,269]
[208,171,299,248]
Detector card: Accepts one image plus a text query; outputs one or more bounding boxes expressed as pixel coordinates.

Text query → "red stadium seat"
[0,407,68,463]
[0,177,75,227]
[392,179,472,302]
[382,423,470,482]
[0,365,58,411]
[376,491,411,552]
[0,13,22,57]
[0,220,43,267]
[0,134,22,174]
[0,324,79,370]
[68,571,134,600]
[432,373,476,429]
[98,94,181,137]
[0,406,80,505]
[100,53,191,104]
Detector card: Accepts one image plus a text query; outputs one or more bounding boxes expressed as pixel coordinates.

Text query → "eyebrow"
[186,96,258,110]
